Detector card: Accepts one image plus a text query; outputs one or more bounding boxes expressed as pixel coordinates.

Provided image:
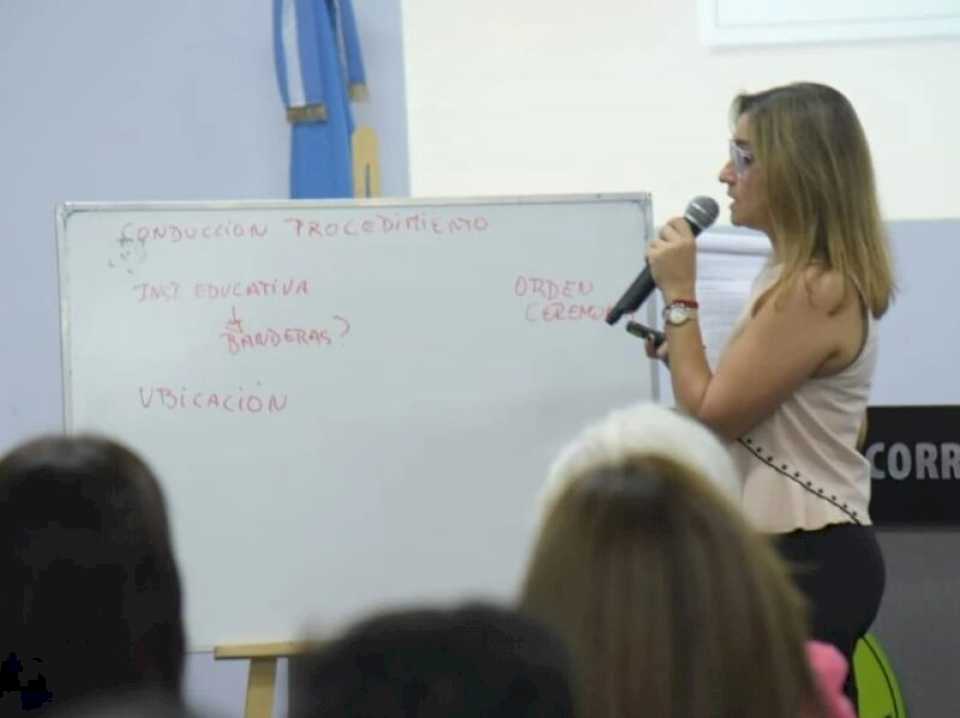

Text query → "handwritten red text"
[515,275,607,323]
[131,278,310,303]
[514,276,594,300]
[121,221,268,244]
[525,302,610,322]
[221,314,351,355]
[138,383,288,414]
[133,282,180,303]
[194,278,310,301]
[283,212,489,239]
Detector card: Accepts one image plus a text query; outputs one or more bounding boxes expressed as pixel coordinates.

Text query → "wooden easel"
[214,643,310,718]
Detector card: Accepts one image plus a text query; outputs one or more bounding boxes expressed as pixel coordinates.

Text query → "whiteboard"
[57,195,656,649]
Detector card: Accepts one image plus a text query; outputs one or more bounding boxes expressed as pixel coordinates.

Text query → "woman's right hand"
[645,337,669,365]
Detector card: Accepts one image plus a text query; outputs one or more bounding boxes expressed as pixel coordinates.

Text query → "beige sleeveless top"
[727,263,877,533]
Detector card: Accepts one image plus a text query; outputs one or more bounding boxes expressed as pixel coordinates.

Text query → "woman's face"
[719,113,771,235]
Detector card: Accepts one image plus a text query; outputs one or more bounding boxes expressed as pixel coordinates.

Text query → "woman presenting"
[646,82,895,702]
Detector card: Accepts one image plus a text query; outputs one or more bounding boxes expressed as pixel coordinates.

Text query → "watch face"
[663,304,693,324]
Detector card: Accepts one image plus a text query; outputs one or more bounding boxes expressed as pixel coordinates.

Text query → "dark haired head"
[290,604,574,718]
[0,436,184,713]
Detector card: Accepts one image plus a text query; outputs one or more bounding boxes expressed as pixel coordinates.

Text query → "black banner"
[864,405,960,526]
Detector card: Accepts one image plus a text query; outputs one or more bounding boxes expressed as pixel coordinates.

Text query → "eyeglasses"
[729,141,755,177]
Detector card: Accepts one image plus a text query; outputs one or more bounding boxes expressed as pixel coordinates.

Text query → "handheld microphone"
[605,196,719,325]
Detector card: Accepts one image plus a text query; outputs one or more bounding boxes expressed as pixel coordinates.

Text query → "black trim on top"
[738,437,862,525]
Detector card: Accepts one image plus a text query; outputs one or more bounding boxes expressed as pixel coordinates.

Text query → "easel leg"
[244,657,278,718]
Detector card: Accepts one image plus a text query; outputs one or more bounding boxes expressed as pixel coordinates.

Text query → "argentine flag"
[273,0,367,198]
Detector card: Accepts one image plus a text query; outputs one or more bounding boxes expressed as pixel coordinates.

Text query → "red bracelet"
[666,298,699,309]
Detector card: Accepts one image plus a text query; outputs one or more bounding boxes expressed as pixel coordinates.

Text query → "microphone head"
[684,196,720,233]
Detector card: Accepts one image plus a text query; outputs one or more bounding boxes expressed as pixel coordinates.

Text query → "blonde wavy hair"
[733,82,896,318]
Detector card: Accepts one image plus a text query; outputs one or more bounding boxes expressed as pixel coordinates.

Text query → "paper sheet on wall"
[695,233,771,368]
[657,232,770,401]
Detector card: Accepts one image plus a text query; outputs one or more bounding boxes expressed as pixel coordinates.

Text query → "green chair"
[853,633,907,718]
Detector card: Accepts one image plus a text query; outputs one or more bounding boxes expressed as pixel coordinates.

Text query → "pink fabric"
[805,641,857,718]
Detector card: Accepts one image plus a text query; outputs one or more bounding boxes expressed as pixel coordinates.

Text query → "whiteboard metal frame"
[698,0,960,47]
[56,192,659,431]
[57,192,653,216]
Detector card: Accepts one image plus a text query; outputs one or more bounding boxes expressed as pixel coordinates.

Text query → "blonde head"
[733,82,896,317]
[536,403,741,523]
[521,403,821,718]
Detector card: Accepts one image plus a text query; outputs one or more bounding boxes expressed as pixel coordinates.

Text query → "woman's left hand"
[646,217,697,300]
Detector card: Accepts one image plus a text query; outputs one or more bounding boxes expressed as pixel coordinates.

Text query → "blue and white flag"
[273,0,367,198]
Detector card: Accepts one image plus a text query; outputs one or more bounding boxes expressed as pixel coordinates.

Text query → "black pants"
[773,523,885,711]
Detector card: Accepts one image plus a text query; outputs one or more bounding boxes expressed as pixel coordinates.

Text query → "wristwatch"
[662,299,699,326]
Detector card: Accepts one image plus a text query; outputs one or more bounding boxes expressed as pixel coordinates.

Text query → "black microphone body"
[605,196,719,325]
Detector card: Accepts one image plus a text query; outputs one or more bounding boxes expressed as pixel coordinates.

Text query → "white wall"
[402,0,960,222]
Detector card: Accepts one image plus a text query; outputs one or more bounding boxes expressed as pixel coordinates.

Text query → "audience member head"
[520,403,822,718]
[56,690,200,718]
[290,603,575,718]
[0,436,185,715]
